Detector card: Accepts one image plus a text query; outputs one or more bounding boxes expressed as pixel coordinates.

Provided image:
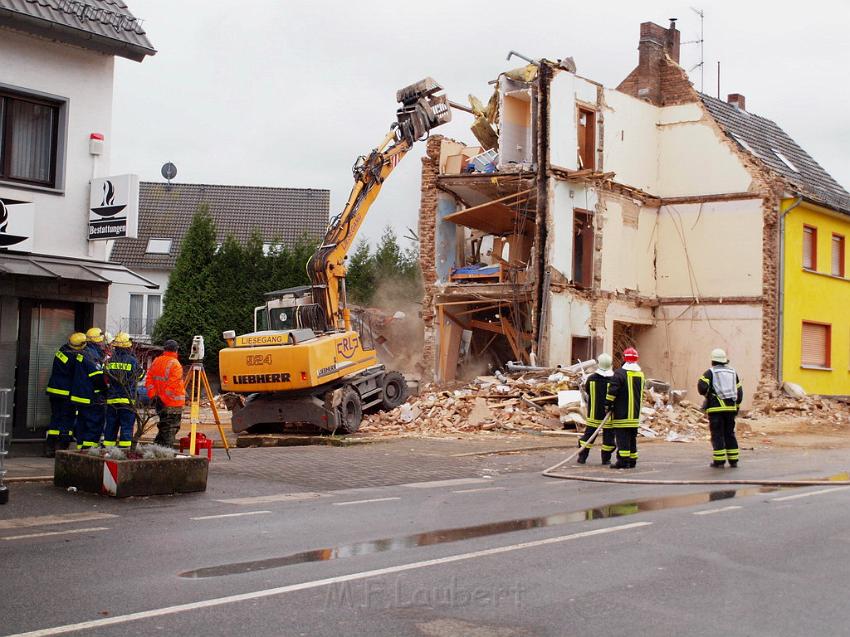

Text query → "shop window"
[573,210,593,288]
[802,225,817,271]
[577,108,596,170]
[801,321,830,369]
[0,90,62,188]
[832,233,845,277]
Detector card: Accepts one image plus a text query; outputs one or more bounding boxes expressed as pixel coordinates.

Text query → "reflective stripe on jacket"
[605,365,645,427]
[106,349,141,405]
[583,373,613,427]
[145,351,185,407]
[70,352,107,405]
[697,365,743,414]
[46,344,78,396]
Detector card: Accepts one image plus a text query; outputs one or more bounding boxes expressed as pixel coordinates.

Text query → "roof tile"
[701,94,850,214]
[110,182,330,270]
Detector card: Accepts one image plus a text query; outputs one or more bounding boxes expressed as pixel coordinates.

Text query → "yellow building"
[782,198,850,395]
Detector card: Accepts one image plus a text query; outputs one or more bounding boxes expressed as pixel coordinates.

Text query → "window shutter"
[832,236,843,276]
[801,323,828,367]
[803,228,815,269]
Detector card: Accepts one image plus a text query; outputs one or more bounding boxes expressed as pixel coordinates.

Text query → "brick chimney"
[619,19,681,105]
[727,93,746,111]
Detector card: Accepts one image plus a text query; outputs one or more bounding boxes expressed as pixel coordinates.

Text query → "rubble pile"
[361,362,713,441]
[748,380,850,427]
[360,367,587,437]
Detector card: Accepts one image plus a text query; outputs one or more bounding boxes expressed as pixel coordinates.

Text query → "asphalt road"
[2,443,850,637]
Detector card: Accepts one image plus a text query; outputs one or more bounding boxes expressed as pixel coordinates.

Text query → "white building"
[0,0,155,440]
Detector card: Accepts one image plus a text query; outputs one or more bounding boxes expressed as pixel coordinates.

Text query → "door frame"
[12,299,90,439]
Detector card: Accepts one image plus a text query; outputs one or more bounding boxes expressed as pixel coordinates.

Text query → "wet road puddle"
[180,484,790,579]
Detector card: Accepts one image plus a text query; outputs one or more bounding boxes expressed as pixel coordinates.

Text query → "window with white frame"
[0,89,64,188]
[146,238,172,254]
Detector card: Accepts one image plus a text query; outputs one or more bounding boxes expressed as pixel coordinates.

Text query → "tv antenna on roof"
[682,7,705,92]
[161,161,177,188]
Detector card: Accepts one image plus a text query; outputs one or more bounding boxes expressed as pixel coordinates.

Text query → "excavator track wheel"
[380,371,408,411]
[337,386,363,434]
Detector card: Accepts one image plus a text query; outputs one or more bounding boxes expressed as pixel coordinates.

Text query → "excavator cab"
[254,286,327,333]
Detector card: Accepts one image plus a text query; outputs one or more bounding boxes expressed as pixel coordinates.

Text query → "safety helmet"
[68,332,87,349]
[623,347,639,362]
[597,353,613,371]
[711,348,729,364]
[86,327,104,343]
[112,332,132,348]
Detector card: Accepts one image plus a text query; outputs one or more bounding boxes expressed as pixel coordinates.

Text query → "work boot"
[710,461,725,468]
[610,459,630,469]
[728,460,738,468]
[600,452,612,465]
[576,449,589,464]
[628,459,637,468]
[43,437,57,458]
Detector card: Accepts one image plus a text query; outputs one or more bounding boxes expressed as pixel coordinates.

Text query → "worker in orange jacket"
[145,339,185,447]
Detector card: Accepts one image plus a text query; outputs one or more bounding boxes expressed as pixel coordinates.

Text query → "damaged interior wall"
[655,198,764,298]
[638,303,763,408]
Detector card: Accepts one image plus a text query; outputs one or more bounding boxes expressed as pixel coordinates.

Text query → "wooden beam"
[470,319,505,335]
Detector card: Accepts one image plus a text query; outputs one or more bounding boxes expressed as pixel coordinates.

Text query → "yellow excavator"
[219,78,451,434]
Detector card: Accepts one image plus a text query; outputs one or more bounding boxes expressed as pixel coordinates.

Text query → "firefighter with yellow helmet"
[103,332,141,450]
[44,332,87,457]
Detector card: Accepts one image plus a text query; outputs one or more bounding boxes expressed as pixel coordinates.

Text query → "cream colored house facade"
[418,20,850,406]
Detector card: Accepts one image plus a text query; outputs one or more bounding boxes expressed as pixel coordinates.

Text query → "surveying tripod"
[183,360,232,460]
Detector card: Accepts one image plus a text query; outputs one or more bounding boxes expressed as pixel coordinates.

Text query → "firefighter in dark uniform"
[85,327,107,365]
[698,348,743,467]
[606,347,646,469]
[44,332,87,457]
[577,353,617,465]
[70,344,108,450]
[103,332,141,450]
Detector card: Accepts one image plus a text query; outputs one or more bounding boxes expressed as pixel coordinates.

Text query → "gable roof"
[701,94,850,215]
[0,0,155,61]
[110,182,330,270]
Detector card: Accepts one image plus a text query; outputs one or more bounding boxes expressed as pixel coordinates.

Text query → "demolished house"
[418,20,850,407]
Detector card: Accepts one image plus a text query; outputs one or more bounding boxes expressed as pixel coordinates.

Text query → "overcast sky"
[111,0,850,247]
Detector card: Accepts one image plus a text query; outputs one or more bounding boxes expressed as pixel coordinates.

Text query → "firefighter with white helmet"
[698,348,743,467]
[577,353,617,465]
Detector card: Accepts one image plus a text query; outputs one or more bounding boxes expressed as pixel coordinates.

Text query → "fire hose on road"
[542,414,850,487]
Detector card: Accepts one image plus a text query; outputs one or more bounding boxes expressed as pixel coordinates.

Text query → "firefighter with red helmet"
[605,347,646,469]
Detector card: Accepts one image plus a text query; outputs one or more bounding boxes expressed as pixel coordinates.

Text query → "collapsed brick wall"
[418,135,442,381]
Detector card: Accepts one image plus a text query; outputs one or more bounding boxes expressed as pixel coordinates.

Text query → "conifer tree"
[153,205,217,355]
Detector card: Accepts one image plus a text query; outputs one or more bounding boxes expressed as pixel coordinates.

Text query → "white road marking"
[5,521,651,637]
[0,512,117,530]
[2,527,110,541]
[190,511,272,521]
[332,497,401,507]
[692,505,742,516]
[215,492,325,505]
[770,486,850,502]
[401,477,491,489]
[452,487,506,494]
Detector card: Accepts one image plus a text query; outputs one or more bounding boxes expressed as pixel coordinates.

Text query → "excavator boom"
[219,79,451,435]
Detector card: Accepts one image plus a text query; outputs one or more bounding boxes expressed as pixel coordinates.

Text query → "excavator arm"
[308,78,451,332]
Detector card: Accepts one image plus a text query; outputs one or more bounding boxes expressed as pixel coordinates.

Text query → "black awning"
[0,253,159,289]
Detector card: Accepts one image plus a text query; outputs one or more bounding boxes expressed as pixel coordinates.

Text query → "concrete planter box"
[54,451,208,497]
